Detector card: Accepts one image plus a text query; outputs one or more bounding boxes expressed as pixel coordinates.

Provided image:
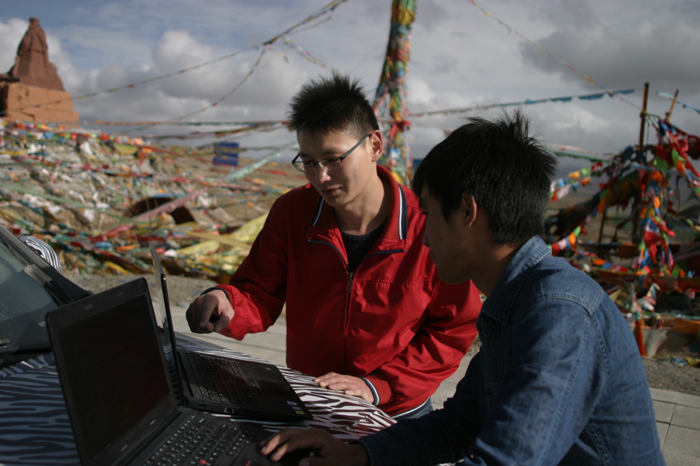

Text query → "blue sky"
[2,0,699,173]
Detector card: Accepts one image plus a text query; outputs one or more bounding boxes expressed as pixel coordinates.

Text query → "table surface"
[0,333,395,466]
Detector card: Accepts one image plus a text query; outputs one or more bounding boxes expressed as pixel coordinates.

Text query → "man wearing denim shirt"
[261,110,664,466]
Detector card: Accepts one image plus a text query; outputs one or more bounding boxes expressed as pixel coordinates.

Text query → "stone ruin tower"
[0,17,79,124]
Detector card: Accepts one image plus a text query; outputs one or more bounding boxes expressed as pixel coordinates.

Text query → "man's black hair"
[288,73,379,137]
[412,110,556,245]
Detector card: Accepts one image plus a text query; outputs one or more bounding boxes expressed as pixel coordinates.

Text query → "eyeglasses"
[291,134,371,173]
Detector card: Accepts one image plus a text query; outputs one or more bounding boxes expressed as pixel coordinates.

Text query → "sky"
[1,0,699,175]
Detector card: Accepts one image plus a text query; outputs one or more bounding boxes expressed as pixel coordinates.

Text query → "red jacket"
[218,165,481,415]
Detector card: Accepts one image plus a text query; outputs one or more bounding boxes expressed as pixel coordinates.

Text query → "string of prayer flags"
[225,142,298,181]
[410,90,636,118]
[657,91,700,116]
[280,36,331,68]
[262,0,349,45]
[147,122,285,140]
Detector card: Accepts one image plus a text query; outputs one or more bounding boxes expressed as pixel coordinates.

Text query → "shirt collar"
[481,236,551,324]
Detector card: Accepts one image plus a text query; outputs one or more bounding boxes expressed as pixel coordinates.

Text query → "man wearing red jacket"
[186,74,481,418]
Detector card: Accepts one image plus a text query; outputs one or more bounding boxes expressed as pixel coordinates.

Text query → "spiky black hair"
[288,73,379,137]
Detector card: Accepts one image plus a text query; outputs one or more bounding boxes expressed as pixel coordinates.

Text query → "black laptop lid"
[150,246,172,333]
[47,278,178,466]
[150,246,186,397]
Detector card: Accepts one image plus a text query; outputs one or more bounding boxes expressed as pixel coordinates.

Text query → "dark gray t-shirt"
[341,220,386,272]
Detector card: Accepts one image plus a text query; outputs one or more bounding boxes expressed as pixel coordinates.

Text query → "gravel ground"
[64,272,218,309]
[642,357,700,396]
[64,273,700,398]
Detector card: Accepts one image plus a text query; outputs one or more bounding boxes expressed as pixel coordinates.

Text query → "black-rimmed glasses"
[291,134,371,173]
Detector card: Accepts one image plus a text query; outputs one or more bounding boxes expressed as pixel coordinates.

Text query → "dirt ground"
[64,272,700,398]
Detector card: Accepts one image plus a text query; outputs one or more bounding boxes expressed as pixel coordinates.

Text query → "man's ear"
[462,193,478,228]
[370,130,384,162]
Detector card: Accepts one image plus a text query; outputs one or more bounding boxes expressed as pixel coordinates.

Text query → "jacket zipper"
[308,239,404,367]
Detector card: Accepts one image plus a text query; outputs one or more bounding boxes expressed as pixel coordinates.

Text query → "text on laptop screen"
[57,293,171,460]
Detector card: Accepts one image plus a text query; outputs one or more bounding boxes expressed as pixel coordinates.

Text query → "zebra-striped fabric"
[18,236,63,271]
[0,333,396,465]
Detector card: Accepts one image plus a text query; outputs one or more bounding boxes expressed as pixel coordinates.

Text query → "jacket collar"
[481,236,550,325]
[307,165,408,249]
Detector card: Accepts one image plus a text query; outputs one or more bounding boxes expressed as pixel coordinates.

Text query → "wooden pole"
[597,210,607,244]
[665,89,680,122]
[632,202,641,244]
[638,82,649,151]
[633,82,650,244]
[635,319,647,357]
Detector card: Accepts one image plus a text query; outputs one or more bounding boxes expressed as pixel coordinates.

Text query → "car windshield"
[0,235,64,367]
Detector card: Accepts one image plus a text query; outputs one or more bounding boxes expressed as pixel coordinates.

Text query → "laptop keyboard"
[187,353,259,406]
[145,415,259,466]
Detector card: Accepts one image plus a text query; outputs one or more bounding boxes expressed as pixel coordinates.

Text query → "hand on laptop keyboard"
[260,428,370,466]
[257,442,315,466]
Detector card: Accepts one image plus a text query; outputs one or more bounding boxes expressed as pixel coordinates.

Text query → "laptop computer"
[150,246,312,422]
[46,278,285,466]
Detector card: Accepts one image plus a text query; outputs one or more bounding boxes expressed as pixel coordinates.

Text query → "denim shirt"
[359,236,664,466]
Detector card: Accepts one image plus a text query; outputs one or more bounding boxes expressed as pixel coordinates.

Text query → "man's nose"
[313,164,331,182]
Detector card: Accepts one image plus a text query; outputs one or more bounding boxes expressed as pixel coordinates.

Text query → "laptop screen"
[54,291,172,462]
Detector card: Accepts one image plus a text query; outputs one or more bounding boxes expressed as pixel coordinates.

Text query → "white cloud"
[0,18,29,73]
[152,31,215,72]
[406,77,441,110]
[549,106,609,133]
